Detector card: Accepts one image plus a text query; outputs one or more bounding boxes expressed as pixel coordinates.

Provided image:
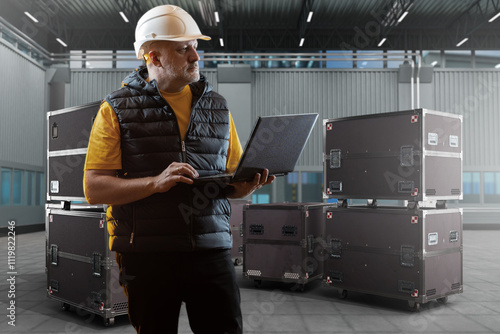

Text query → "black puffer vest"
[105,66,232,253]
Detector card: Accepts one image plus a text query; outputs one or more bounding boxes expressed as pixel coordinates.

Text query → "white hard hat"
[134,5,211,59]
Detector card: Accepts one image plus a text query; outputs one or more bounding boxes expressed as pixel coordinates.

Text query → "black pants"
[116,250,242,334]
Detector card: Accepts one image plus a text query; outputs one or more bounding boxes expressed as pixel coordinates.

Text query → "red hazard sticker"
[327,212,333,219]
[326,123,333,131]
[411,216,418,224]
[411,289,419,297]
[99,220,105,228]
[411,115,418,123]
[412,188,418,196]
[306,211,309,218]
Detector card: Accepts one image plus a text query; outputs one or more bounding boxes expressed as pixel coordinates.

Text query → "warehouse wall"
[3,59,498,230]
[433,69,500,170]
[64,66,500,178]
[0,42,46,229]
[252,69,400,171]
[67,68,219,106]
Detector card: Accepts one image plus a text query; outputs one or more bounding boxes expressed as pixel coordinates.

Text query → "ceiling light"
[431,61,438,67]
[56,38,67,47]
[397,11,409,23]
[24,11,38,23]
[377,38,387,47]
[456,38,468,47]
[219,38,224,47]
[489,12,500,22]
[119,11,129,23]
[215,11,220,23]
[495,63,500,68]
[299,38,305,47]
[306,11,313,23]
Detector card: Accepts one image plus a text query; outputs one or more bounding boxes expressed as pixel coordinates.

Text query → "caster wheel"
[407,202,419,210]
[408,301,421,312]
[254,280,262,288]
[234,258,242,266]
[292,284,305,292]
[338,199,348,208]
[338,289,348,299]
[103,317,115,327]
[61,303,70,311]
[436,200,447,209]
[437,296,448,304]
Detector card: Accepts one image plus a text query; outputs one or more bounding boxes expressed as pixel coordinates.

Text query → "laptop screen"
[232,113,318,181]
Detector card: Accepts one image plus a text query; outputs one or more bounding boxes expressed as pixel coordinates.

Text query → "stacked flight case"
[229,199,251,265]
[322,109,463,310]
[243,203,333,291]
[46,102,128,325]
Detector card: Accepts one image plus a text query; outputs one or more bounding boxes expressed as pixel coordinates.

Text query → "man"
[84,5,273,333]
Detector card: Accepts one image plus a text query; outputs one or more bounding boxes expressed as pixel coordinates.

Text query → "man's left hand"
[227,169,275,199]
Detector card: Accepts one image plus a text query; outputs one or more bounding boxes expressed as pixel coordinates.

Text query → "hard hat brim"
[134,34,211,59]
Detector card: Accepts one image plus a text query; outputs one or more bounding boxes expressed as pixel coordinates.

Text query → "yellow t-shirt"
[84,86,243,173]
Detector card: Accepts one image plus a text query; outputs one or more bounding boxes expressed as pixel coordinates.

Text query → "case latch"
[282,225,297,237]
[449,230,459,243]
[400,146,414,167]
[330,239,342,258]
[398,181,414,193]
[307,235,314,253]
[92,253,102,277]
[51,122,58,139]
[330,149,341,168]
[249,224,264,235]
[50,244,58,266]
[329,181,343,192]
[400,245,415,267]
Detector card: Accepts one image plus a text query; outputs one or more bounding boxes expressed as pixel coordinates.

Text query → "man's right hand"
[153,162,199,192]
[84,162,199,206]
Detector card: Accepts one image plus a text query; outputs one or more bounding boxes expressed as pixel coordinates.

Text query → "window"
[386,50,408,68]
[70,50,83,69]
[444,50,472,68]
[484,172,500,203]
[326,50,353,68]
[422,50,441,68]
[301,172,323,202]
[13,170,23,205]
[1,168,11,205]
[25,171,34,205]
[85,50,113,69]
[356,50,383,69]
[284,172,299,202]
[475,50,500,68]
[36,172,44,206]
[116,50,143,69]
[462,172,480,203]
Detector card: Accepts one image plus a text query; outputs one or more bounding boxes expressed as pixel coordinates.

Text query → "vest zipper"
[181,141,187,162]
[129,204,136,248]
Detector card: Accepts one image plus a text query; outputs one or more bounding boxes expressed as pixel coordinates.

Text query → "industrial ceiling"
[2,0,500,54]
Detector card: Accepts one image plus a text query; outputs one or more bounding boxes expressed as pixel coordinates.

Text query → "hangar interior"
[0,1,500,332]
[0,0,499,231]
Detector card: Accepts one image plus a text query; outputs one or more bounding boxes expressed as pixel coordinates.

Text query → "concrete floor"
[0,229,499,333]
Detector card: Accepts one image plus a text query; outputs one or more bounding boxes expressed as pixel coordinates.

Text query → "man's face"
[151,40,201,90]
